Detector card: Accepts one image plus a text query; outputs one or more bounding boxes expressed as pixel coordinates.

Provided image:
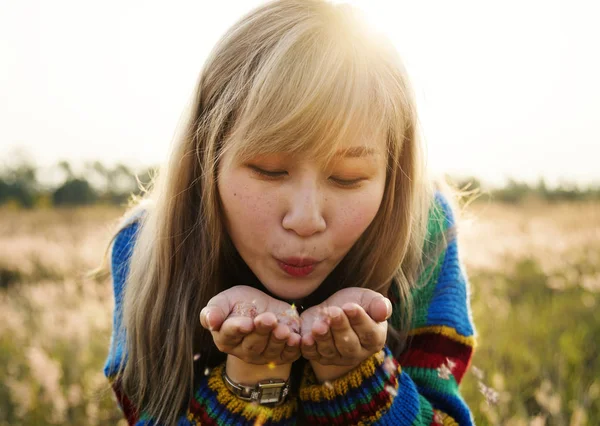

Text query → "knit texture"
[103,191,476,425]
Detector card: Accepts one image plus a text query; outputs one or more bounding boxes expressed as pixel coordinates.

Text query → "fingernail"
[274,328,289,340]
[262,318,275,327]
[240,325,253,333]
[385,298,393,317]
[314,324,328,336]
[344,305,358,317]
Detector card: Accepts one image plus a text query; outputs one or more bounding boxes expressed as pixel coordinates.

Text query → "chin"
[262,280,319,302]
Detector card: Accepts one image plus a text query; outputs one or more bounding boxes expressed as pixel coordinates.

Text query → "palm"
[297,287,391,372]
[223,286,301,333]
[226,286,289,317]
[200,286,302,365]
[300,287,388,334]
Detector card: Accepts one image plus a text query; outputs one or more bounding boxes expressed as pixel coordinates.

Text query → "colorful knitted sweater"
[103,191,476,425]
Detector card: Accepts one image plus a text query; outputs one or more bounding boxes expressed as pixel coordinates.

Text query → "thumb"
[360,291,392,323]
[200,293,231,332]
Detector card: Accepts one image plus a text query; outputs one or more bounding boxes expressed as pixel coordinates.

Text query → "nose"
[281,180,326,237]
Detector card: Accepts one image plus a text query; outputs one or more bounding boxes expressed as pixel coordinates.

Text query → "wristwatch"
[222,368,290,406]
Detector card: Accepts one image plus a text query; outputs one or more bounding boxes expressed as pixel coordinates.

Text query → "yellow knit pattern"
[299,349,392,401]
[408,325,476,348]
[433,409,459,426]
[353,370,400,426]
[185,412,198,425]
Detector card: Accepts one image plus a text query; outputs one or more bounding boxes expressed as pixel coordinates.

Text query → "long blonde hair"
[96,0,468,423]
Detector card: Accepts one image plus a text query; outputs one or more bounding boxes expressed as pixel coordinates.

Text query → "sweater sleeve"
[297,191,476,425]
[103,221,298,426]
[103,221,141,425]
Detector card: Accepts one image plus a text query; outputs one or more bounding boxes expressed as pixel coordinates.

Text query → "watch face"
[257,381,287,404]
[259,385,282,404]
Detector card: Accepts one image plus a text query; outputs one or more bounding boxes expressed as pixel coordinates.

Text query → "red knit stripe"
[430,416,444,426]
[401,349,469,382]
[111,380,139,425]
[188,397,220,425]
[197,408,219,425]
[404,331,473,359]
[399,333,472,383]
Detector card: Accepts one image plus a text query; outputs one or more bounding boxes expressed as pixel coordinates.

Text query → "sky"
[1,0,598,188]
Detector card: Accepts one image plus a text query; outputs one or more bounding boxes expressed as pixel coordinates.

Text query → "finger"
[328,306,361,358]
[214,316,254,349]
[240,312,277,355]
[281,333,302,363]
[300,335,319,361]
[355,291,392,322]
[200,306,228,332]
[343,303,384,351]
[262,323,291,360]
[367,296,393,322]
[200,292,233,331]
[254,312,278,335]
[312,317,338,359]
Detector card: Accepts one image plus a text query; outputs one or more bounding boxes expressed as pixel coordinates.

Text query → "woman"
[101,0,476,424]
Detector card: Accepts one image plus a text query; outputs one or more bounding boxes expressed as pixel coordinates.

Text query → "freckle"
[234,193,237,196]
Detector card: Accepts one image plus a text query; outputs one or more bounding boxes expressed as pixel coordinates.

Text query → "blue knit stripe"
[301,347,439,426]
[416,385,474,426]
[425,193,475,337]
[301,348,394,418]
[135,416,197,425]
[372,369,422,425]
[134,415,196,426]
[195,383,231,425]
[194,378,264,426]
[433,191,455,228]
[103,221,140,378]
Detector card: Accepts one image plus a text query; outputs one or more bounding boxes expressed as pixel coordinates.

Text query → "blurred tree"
[52,178,98,206]
[0,151,39,208]
[58,160,74,181]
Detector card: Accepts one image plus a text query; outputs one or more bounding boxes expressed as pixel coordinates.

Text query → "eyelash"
[249,166,364,188]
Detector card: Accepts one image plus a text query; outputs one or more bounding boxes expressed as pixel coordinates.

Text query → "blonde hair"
[95,0,472,424]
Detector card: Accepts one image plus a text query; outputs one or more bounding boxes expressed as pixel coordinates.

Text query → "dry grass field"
[1,200,598,425]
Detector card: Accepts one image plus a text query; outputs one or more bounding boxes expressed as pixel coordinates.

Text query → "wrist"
[309,361,360,383]
[226,355,292,385]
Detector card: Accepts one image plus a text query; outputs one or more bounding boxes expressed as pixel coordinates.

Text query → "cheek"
[219,177,277,240]
[333,187,384,246]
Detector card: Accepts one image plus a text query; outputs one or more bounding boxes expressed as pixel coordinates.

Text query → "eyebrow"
[334,146,377,158]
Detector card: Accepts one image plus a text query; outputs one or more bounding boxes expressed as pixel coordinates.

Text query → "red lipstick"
[276,257,319,277]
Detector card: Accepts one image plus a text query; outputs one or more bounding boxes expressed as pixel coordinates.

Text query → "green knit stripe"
[394,196,449,330]
[402,366,459,395]
[411,394,435,426]
[409,252,443,329]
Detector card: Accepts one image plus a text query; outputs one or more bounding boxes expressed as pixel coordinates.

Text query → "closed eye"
[329,177,364,187]
[249,166,287,178]
[248,165,365,188]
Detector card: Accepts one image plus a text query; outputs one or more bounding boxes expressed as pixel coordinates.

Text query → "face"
[217,138,387,301]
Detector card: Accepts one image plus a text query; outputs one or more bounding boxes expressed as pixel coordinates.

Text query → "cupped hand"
[299,287,392,366]
[199,285,302,365]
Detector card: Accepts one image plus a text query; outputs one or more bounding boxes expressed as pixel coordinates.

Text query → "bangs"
[223,24,395,168]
